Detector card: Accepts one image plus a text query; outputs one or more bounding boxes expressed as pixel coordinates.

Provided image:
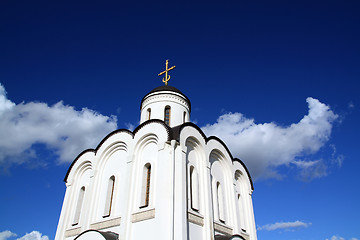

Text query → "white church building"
[55,62,257,240]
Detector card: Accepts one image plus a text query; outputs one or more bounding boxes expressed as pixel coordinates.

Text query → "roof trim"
[178,122,254,190]
[64,119,172,183]
[64,120,253,190]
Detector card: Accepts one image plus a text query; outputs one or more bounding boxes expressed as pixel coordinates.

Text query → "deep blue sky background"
[0,1,359,240]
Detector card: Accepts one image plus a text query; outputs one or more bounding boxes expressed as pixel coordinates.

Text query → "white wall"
[56,107,256,240]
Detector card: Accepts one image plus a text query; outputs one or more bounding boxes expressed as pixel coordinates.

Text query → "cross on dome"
[158,59,176,85]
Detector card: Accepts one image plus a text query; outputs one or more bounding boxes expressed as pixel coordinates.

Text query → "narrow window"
[147,108,151,120]
[103,176,115,217]
[183,111,186,123]
[73,186,85,225]
[217,182,225,223]
[238,194,246,232]
[190,166,199,211]
[164,106,171,126]
[140,164,151,208]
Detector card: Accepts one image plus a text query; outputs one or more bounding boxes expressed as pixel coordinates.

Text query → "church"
[55,61,257,240]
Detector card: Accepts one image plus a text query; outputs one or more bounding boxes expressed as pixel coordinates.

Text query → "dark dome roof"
[141,85,191,111]
[74,230,119,240]
[147,85,186,96]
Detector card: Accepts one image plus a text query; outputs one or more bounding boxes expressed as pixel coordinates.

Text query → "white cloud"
[0,85,15,115]
[257,220,311,231]
[202,97,338,180]
[326,235,358,240]
[16,231,48,240]
[330,144,344,168]
[293,159,328,182]
[125,122,135,131]
[0,230,17,240]
[0,83,118,170]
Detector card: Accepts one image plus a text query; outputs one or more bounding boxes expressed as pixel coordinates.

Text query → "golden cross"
[158,59,176,85]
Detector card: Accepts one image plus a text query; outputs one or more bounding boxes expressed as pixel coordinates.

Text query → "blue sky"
[0,1,359,240]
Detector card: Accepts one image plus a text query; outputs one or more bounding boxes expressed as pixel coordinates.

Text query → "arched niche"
[209,150,230,224]
[68,161,93,228]
[134,134,159,210]
[185,137,204,213]
[93,142,129,220]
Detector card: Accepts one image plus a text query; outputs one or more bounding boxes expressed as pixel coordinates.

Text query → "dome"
[140,85,191,127]
[141,85,191,111]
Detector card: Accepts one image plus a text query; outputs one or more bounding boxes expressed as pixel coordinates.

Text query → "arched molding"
[64,129,133,183]
[207,144,232,172]
[133,122,170,147]
[96,141,128,172]
[133,120,172,141]
[66,151,94,185]
[232,161,252,193]
[134,134,159,154]
[184,136,206,161]
[179,122,207,142]
[177,123,253,191]
[65,120,171,183]
[72,160,93,184]
[95,130,133,160]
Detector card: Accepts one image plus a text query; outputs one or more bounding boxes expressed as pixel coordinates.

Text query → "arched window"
[217,182,225,223]
[147,108,151,120]
[140,163,151,208]
[190,166,199,211]
[73,186,85,225]
[164,106,171,126]
[183,111,186,123]
[103,176,115,217]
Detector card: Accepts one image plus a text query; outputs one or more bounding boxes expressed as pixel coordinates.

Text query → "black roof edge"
[177,122,254,190]
[64,120,172,183]
[64,149,96,183]
[133,119,173,141]
[215,234,246,240]
[74,229,119,240]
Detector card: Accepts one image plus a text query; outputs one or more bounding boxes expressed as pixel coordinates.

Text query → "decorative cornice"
[65,227,82,237]
[141,92,191,112]
[214,221,233,236]
[187,211,204,226]
[90,217,121,230]
[140,85,191,111]
[131,208,155,223]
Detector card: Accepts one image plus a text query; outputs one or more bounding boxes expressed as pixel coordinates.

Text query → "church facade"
[55,65,257,240]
